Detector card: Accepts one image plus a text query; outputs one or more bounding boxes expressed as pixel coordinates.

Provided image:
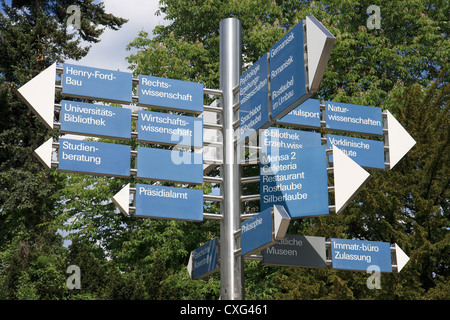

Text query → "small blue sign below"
[62,63,132,103]
[325,101,383,136]
[331,238,392,272]
[136,147,203,185]
[276,98,321,129]
[191,238,219,280]
[138,75,203,113]
[137,110,203,147]
[241,208,273,256]
[60,100,131,140]
[327,134,385,169]
[58,138,130,177]
[135,184,203,221]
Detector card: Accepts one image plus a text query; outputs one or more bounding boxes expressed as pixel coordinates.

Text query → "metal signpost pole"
[219,17,243,300]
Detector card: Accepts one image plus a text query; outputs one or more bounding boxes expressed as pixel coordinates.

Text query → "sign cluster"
[17,15,416,287]
[18,62,206,221]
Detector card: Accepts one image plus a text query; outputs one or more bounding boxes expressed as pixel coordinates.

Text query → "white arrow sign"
[33,137,53,170]
[112,183,130,217]
[16,63,56,130]
[333,145,371,214]
[384,110,416,169]
[306,16,335,92]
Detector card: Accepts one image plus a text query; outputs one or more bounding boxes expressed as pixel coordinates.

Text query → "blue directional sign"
[135,184,203,221]
[137,110,202,147]
[58,138,130,177]
[239,53,270,141]
[62,63,132,103]
[60,100,131,140]
[136,147,203,184]
[191,238,219,279]
[331,238,393,272]
[269,22,308,119]
[138,75,203,113]
[241,208,273,256]
[325,101,383,136]
[260,144,329,219]
[260,127,321,154]
[327,134,385,169]
[276,98,321,129]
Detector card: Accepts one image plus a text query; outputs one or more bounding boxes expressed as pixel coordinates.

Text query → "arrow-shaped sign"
[394,243,410,272]
[241,205,290,256]
[333,145,371,214]
[305,16,335,92]
[261,235,410,273]
[33,137,53,169]
[384,110,416,169]
[16,63,56,130]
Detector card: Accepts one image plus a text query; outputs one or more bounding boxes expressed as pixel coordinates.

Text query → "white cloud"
[67,0,168,72]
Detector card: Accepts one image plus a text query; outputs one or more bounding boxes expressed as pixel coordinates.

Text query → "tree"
[0,0,126,299]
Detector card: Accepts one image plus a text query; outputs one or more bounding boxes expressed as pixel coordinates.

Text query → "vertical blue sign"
[260,145,329,219]
[241,208,273,256]
[135,184,203,221]
[138,75,203,113]
[62,63,132,103]
[60,100,131,139]
[58,138,130,177]
[331,238,393,272]
[276,98,321,128]
[191,238,219,280]
[137,110,203,147]
[269,22,307,119]
[136,147,203,184]
[327,134,385,169]
[239,53,270,141]
[325,101,383,136]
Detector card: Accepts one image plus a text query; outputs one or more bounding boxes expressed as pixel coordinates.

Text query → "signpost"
[16,15,417,301]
